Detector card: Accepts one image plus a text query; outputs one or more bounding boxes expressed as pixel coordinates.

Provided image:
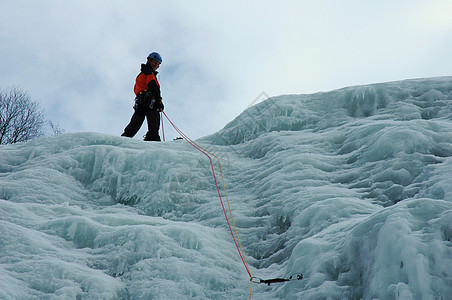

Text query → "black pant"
[122,98,160,141]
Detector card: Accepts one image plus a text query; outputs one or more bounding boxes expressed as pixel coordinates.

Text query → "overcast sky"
[1,1,451,141]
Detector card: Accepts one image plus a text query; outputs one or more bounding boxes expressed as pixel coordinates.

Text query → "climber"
[121,52,164,141]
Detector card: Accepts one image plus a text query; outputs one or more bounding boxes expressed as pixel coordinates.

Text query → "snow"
[1,77,452,299]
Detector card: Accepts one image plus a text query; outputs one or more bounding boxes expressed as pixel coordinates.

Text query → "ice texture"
[1,77,452,299]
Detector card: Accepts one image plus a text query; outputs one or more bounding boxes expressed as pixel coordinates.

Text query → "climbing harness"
[161,111,303,299]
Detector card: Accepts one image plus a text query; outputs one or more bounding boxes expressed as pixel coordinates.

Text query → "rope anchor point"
[251,273,303,286]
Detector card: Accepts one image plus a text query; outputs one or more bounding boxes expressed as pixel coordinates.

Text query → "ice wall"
[1,77,452,299]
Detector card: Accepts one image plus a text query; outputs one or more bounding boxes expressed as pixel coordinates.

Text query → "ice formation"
[1,77,452,299]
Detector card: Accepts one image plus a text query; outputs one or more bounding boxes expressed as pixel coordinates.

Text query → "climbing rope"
[162,111,251,276]
[160,112,165,141]
[161,111,303,299]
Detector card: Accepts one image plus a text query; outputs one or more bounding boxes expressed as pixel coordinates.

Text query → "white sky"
[1,0,451,141]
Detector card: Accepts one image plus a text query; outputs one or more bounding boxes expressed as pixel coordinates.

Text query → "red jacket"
[134,63,161,97]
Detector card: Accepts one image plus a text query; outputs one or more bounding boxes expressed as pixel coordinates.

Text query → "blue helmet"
[148,52,162,64]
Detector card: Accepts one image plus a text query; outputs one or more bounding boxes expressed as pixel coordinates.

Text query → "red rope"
[162,111,252,278]
[160,111,165,141]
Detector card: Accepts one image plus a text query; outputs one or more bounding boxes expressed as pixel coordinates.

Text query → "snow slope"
[1,77,452,299]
